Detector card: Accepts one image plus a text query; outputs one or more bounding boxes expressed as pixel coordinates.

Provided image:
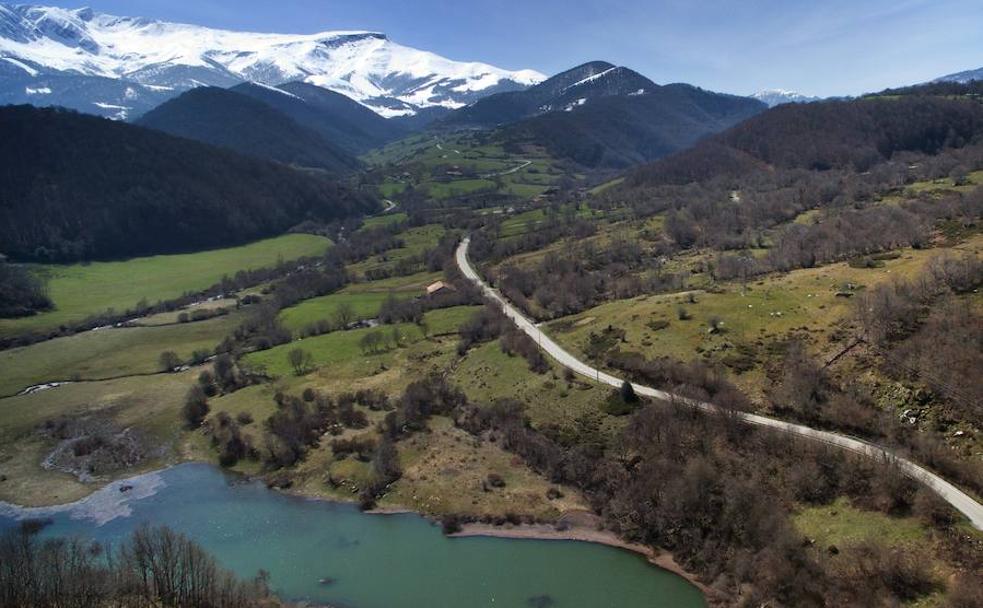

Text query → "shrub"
[235,412,254,425]
[182,386,209,429]
[158,350,181,372]
[646,319,670,331]
[486,473,506,488]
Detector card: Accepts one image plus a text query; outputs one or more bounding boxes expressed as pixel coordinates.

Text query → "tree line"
[0,523,282,608]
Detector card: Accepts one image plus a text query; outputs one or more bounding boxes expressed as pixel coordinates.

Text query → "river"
[0,463,705,608]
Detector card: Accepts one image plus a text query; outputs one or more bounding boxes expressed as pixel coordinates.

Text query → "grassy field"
[245,306,475,378]
[0,312,243,397]
[0,369,198,506]
[793,497,950,607]
[877,169,983,206]
[543,240,980,400]
[2,235,331,337]
[202,320,588,519]
[278,292,409,334]
[588,177,625,195]
[381,416,587,518]
[347,224,446,278]
[133,299,237,326]
[451,340,625,437]
[360,212,408,231]
[341,270,442,297]
[793,497,929,548]
[377,182,407,198]
[426,179,497,198]
[364,131,565,202]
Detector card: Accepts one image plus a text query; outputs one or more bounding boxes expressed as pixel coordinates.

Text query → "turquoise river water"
[0,463,705,608]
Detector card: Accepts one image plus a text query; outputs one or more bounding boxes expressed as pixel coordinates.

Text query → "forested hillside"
[232,81,408,155]
[498,84,765,168]
[434,61,765,169]
[627,95,983,186]
[137,87,361,172]
[0,105,377,262]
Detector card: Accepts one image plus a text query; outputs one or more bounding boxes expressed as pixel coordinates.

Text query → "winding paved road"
[456,237,983,530]
[483,160,532,179]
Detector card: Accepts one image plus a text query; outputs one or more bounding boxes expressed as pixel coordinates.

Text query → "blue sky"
[38,0,983,96]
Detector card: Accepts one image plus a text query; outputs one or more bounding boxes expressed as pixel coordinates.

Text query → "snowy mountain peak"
[751,89,820,107]
[0,2,545,118]
[933,67,983,84]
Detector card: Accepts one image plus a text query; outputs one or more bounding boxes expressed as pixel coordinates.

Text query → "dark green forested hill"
[136,87,361,172]
[232,81,408,155]
[627,94,983,186]
[0,105,377,262]
[437,60,765,169]
[497,83,766,168]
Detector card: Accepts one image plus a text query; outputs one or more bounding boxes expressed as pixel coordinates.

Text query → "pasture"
[2,234,330,337]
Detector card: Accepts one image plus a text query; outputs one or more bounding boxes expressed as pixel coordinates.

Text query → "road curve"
[456,237,983,530]
[483,160,532,179]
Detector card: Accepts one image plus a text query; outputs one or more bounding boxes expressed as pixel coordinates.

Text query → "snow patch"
[562,97,587,112]
[250,81,301,99]
[24,85,51,94]
[2,56,38,75]
[565,66,617,91]
[93,101,130,119]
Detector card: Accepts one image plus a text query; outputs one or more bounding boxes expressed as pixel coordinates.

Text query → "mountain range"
[440,61,766,168]
[625,92,983,187]
[750,89,821,107]
[441,61,655,128]
[0,3,543,119]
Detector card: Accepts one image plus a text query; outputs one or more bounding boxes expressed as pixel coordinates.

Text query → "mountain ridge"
[440,61,656,128]
[0,2,544,118]
[136,86,362,172]
[751,89,821,107]
[933,66,983,84]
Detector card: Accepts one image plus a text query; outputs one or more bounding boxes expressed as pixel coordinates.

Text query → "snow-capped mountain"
[0,3,544,119]
[933,67,983,84]
[443,61,659,128]
[751,89,820,107]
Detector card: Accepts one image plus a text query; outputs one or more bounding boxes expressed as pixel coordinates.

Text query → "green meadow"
[2,234,331,337]
[0,312,243,397]
[245,306,478,377]
[278,291,409,333]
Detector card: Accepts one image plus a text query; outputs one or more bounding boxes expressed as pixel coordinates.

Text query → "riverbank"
[452,520,722,606]
[2,461,714,606]
[2,462,707,608]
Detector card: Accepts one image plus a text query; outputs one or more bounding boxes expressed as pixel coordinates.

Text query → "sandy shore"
[452,522,722,605]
